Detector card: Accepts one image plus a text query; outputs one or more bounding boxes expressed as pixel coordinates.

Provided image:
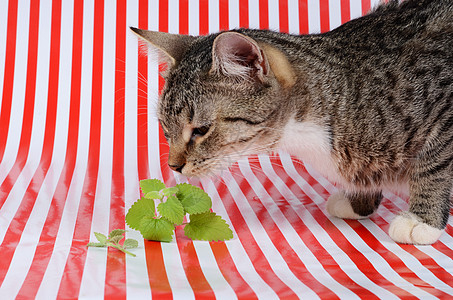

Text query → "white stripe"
[268,0,279,31]
[0,0,48,245]
[300,160,438,298]
[168,0,179,34]
[0,0,9,101]
[0,0,54,295]
[228,0,240,29]
[256,155,361,298]
[37,0,95,296]
[303,163,453,295]
[287,0,300,34]
[370,0,381,11]
[329,0,342,30]
[307,0,321,33]
[148,0,163,180]
[248,0,260,29]
[193,242,238,299]
[208,0,220,33]
[200,178,279,299]
[349,0,363,20]
[79,0,117,296]
[124,0,153,298]
[188,0,200,35]
[0,0,29,185]
[221,167,320,299]
[278,153,404,299]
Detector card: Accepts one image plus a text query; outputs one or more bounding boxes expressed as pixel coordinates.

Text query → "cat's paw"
[388,212,443,245]
[326,192,367,220]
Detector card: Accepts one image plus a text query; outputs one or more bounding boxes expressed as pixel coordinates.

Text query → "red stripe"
[233,161,339,298]
[18,0,84,294]
[209,242,258,300]
[144,241,172,299]
[320,0,330,32]
[199,0,209,35]
[104,0,127,298]
[11,0,61,296]
[179,0,189,34]
[0,0,40,282]
[214,173,298,298]
[279,0,289,33]
[219,0,229,31]
[362,0,371,15]
[175,228,216,298]
[298,0,309,34]
[0,1,45,282]
[259,0,269,30]
[341,0,351,24]
[0,0,40,210]
[0,0,18,162]
[251,157,374,298]
[280,157,419,297]
[239,0,249,28]
[140,1,174,298]
[191,179,258,299]
[57,0,105,297]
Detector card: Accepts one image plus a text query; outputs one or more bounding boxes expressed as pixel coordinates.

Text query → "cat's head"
[132,28,295,177]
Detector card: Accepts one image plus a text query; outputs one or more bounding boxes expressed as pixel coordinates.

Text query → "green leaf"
[161,187,179,197]
[158,196,185,225]
[145,191,162,200]
[109,229,126,238]
[126,197,156,230]
[139,216,175,242]
[140,179,166,195]
[87,242,106,248]
[184,212,233,241]
[109,235,124,244]
[176,183,212,215]
[94,232,108,244]
[123,239,139,249]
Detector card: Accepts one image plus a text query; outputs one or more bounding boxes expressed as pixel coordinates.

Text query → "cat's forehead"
[158,36,216,123]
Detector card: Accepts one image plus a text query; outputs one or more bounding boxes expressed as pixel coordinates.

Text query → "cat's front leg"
[327,191,382,220]
[388,159,451,245]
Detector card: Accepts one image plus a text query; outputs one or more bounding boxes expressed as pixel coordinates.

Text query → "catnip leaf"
[158,195,185,225]
[176,183,212,215]
[87,242,106,247]
[123,239,139,249]
[139,216,175,242]
[109,235,123,244]
[162,187,179,197]
[184,212,233,241]
[126,197,156,230]
[109,229,126,238]
[140,179,166,195]
[94,232,108,244]
[145,191,162,200]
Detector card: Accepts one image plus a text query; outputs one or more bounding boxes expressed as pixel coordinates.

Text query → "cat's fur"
[132,0,453,245]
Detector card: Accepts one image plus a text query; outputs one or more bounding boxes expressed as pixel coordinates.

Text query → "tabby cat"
[132,0,453,245]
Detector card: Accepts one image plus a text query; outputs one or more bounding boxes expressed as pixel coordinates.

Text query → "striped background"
[0,0,452,298]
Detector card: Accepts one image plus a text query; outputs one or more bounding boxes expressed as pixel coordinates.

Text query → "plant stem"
[111,243,136,257]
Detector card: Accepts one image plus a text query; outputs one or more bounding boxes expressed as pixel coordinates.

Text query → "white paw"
[389,212,443,245]
[326,192,366,220]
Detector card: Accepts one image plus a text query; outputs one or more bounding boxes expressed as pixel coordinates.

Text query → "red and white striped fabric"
[0,0,452,298]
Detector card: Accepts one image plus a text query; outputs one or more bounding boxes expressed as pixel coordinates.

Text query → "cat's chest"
[279,119,345,185]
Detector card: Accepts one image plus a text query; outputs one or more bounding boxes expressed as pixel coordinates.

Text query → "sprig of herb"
[126,179,233,242]
[87,229,138,257]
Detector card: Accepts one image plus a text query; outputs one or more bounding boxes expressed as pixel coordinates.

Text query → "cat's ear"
[130,27,194,70]
[211,32,269,82]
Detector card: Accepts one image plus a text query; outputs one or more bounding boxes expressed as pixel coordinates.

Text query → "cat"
[132,0,453,245]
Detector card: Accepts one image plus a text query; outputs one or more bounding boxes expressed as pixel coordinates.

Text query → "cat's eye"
[191,125,210,139]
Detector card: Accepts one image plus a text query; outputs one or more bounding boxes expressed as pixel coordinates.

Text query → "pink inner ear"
[213,32,266,79]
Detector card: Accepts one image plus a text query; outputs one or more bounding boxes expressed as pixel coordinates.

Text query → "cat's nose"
[169,163,185,173]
